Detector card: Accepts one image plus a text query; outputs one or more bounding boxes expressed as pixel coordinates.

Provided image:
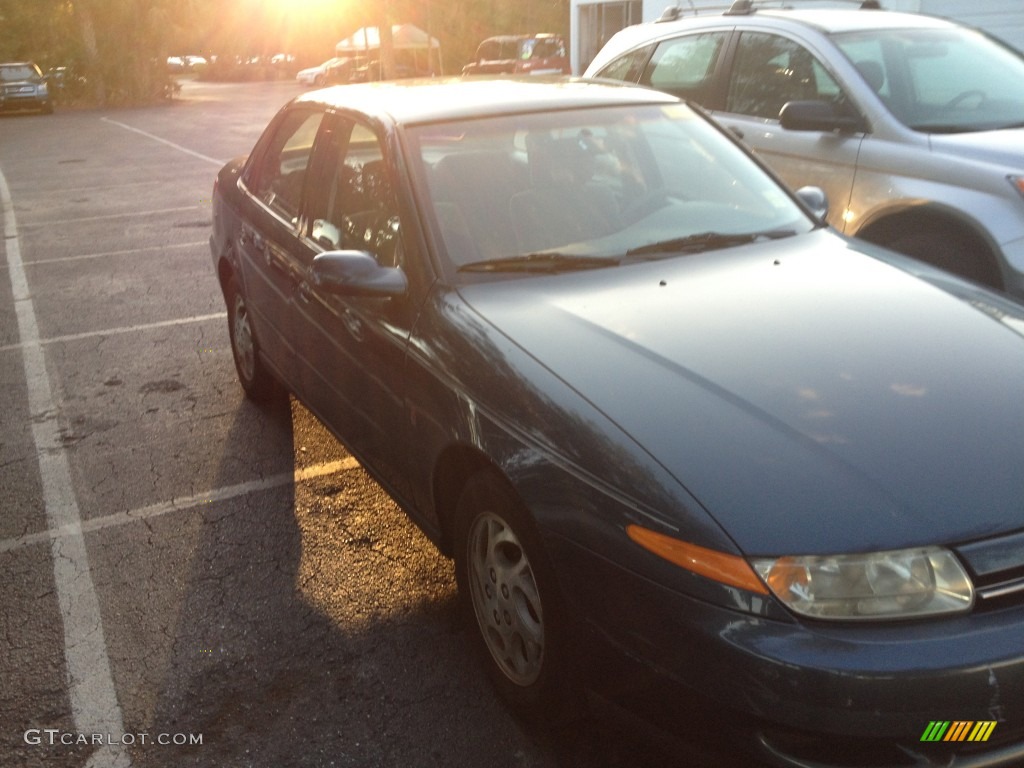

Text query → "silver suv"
[0,62,52,114]
[585,1,1024,297]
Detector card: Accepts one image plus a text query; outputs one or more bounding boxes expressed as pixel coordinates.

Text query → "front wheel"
[454,471,569,717]
[886,225,1002,290]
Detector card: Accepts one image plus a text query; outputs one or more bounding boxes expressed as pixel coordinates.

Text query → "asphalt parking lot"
[0,80,750,767]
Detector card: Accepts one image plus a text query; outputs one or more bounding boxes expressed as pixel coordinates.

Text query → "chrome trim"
[978,576,1024,601]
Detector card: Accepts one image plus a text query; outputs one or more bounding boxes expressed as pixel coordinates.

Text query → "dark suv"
[462,34,570,75]
[0,62,53,114]
[586,1,1024,297]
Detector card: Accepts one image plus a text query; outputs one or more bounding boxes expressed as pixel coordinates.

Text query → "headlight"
[1010,175,1024,199]
[752,547,974,621]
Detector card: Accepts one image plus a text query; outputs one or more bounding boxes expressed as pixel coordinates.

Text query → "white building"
[570,0,1024,74]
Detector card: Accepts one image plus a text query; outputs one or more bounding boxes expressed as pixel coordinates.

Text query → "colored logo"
[920,721,997,742]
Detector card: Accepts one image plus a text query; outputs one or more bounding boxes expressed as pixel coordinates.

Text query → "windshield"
[0,64,42,82]
[834,27,1024,132]
[407,103,814,275]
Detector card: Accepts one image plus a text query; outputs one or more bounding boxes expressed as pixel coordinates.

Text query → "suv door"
[236,106,327,390]
[714,31,863,228]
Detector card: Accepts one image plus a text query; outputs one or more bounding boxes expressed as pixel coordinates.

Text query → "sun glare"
[265,0,343,15]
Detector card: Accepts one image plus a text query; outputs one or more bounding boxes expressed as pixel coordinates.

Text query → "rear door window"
[641,32,728,104]
[248,109,326,224]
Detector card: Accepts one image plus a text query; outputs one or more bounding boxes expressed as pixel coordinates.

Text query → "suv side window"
[308,121,402,268]
[727,32,844,119]
[595,44,654,83]
[642,32,728,102]
[249,109,325,223]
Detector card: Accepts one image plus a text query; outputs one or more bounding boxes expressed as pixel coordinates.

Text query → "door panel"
[292,118,415,500]
[236,108,326,388]
[713,31,863,231]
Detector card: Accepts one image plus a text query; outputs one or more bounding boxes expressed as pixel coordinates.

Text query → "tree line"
[0,0,569,106]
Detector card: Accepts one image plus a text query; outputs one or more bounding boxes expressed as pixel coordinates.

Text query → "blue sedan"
[210,78,1024,767]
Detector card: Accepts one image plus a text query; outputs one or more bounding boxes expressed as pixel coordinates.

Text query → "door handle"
[727,125,745,141]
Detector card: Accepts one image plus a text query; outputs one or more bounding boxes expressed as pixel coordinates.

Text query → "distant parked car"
[166,55,208,73]
[585,1,1024,298]
[296,57,355,86]
[45,66,86,101]
[0,61,52,114]
[462,34,570,75]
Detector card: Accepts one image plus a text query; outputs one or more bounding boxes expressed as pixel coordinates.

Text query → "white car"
[586,1,1024,298]
[296,57,350,86]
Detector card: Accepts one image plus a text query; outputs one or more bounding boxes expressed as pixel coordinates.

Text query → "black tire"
[453,471,570,718]
[224,275,281,403]
[887,225,1002,290]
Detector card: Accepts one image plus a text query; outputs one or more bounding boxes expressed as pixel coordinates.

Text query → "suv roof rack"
[656,0,883,23]
[724,0,883,17]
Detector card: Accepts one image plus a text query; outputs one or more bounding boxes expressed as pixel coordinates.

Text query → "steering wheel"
[945,89,986,110]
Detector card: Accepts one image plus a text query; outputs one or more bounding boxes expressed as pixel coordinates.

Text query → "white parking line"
[15,206,199,226]
[23,240,208,267]
[1,168,132,766]
[0,458,359,554]
[101,117,225,167]
[0,312,227,354]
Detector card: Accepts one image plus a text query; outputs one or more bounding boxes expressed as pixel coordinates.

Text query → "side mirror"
[779,100,864,133]
[311,251,408,297]
[795,186,829,222]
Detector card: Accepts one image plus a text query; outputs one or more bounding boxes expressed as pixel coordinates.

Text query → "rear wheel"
[225,275,281,402]
[454,471,569,717]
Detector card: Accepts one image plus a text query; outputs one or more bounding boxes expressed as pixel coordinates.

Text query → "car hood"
[459,231,1024,556]
[929,126,1024,167]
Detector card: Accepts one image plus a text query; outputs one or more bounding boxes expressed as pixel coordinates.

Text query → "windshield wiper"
[458,252,617,273]
[626,229,795,258]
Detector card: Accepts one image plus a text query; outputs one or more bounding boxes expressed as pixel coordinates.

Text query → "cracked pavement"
[0,80,746,768]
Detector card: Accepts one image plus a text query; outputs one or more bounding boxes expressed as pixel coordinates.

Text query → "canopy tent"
[336,24,443,75]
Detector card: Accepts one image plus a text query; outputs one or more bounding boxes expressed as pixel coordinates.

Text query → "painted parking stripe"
[0,312,227,354]
[15,206,199,226]
[2,167,132,766]
[0,458,359,554]
[101,117,225,167]
[22,240,208,267]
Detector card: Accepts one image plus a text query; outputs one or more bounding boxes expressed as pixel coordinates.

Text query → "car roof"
[291,77,680,125]
[586,8,962,74]
[585,7,966,74]
[752,8,960,34]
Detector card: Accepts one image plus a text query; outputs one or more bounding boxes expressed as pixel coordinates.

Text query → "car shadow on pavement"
[126,396,542,767]
[123,394,752,768]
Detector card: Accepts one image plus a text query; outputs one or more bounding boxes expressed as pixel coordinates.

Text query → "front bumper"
[552,536,1024,767]
[0,90,50,112]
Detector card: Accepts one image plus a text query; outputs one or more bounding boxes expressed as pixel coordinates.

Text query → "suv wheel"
[887,225,1002,290]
